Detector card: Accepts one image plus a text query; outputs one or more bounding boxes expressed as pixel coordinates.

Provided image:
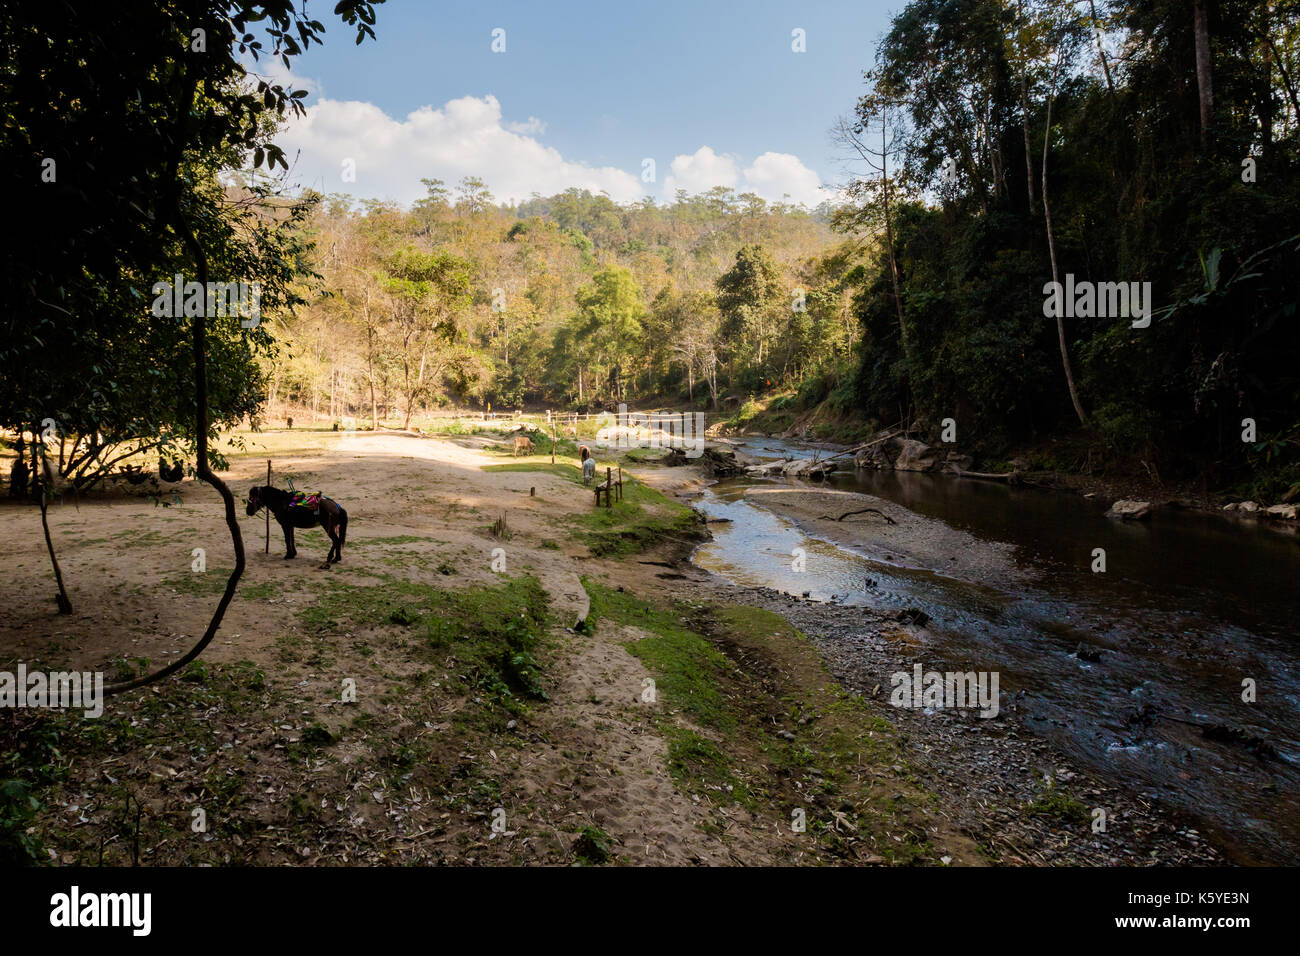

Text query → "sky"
[263,0,899,209]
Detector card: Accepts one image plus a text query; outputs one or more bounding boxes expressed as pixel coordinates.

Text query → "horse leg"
[325,516,340,563]
[283,520,296,559]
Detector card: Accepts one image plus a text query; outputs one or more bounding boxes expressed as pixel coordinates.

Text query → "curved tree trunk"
[105,112,246,694]
[1043,48,1088,427]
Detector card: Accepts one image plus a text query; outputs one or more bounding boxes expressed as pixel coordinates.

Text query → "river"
[690,438,1300,864]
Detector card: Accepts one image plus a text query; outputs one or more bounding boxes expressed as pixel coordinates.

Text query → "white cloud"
[742,152,826,207]
[663,146,740,196]
[275,92,827,210]
[505,116,547,136]
[662,147,825,208]
[278,94,642,205]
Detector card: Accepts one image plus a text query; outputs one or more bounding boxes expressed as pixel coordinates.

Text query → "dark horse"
[246,486,348,564]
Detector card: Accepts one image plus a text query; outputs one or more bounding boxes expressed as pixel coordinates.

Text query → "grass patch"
[583,580,938,863]
[572,473,702,557]
[302,573,551,711]
[571,825,614,865]
[484,460,704,557]
[1025,785,1089,824]
[482,462,584,481]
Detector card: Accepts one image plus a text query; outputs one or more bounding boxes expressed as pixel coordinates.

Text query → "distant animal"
[286,416,294,429]
[159,459,183,482]
[246,485,348,564]
[119,463,150,485]
[513,435,534,456]
[580,446,596,484]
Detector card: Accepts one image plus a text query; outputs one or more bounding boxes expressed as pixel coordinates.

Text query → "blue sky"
[268,0,898,207]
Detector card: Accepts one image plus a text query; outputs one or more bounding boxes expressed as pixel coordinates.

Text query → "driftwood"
[819,507,897,525]
[951,467,1023,484]
[818,425,906,464]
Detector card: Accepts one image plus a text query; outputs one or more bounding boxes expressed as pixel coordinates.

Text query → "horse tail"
[337,506,348,552]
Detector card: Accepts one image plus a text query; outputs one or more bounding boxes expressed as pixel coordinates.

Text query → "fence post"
[265,459,271,553]
[606,467,612,508]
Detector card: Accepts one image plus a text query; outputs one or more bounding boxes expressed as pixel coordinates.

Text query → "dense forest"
[4,0,1299,500]
[841,0,1300,497]
[261,0,1300,498]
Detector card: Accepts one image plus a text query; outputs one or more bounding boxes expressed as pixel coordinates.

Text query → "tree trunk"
[880,118,909,357]
[38,474,71,614]
[1043,49,1088,427]
[367,324,378,430]
[107,132,246,694]
[1194,0,1214,143]
[1087,0,1115,94]
[1020,75,1036,212]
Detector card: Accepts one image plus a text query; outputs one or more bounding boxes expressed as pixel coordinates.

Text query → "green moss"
[1025,785,1089,823]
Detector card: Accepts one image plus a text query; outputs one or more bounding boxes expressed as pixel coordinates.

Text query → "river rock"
[942,453,974,473]
[1265,503,1298,520]
[1238,500,1260,514]
[855,441,895,470]
[894,439,939,472]
[1107,499,1152,520]
[745,458,836,479]
[700,447,743,477]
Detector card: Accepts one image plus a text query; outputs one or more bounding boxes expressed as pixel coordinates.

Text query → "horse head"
[246,486,262,516]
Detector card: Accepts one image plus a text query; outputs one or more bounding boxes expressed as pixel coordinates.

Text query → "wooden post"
[265,459,271,553]
[606,467,612,508]
[551,422,556,465]
[617,465,622,502]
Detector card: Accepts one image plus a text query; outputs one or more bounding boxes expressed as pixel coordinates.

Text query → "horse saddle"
[289,491,326,514]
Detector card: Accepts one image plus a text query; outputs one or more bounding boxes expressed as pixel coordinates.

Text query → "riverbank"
[710,394,1299,520]
[646,442,1300,865]
[636,472,1227,865]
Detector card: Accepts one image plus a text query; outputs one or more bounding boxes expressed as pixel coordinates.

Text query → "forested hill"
[269,183,858,425]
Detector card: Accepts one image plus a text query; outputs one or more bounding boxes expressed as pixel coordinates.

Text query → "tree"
[571,267,647,404]
[716,244,784,379]
[378,247,472,428]
[0,0,383,683]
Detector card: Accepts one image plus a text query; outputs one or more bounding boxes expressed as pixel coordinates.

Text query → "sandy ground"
[4,432,596,669]
[4,431,956,866]
[744,487,1027,588]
